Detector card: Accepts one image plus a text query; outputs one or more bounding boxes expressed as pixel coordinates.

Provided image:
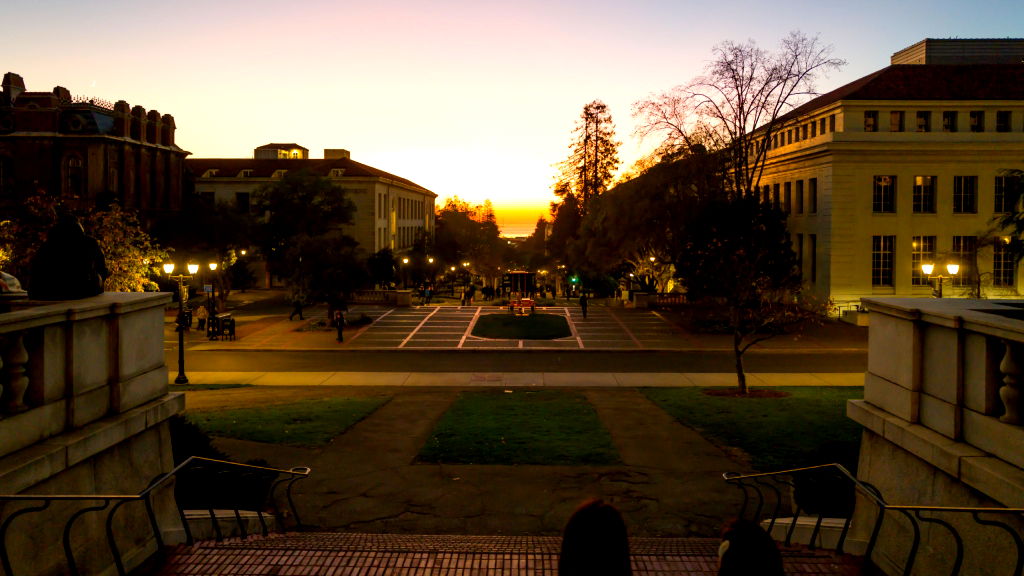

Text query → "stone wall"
[850,297,1024,575]
[0,293,184,576]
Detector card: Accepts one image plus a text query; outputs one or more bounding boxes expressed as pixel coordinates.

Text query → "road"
[177,348,867,373]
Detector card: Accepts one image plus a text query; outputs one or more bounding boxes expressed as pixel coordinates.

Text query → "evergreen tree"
[556,100,621,215]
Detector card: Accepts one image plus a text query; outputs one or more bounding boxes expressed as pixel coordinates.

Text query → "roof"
[777,64,1024,124]
[186,157,435,196]
[255,143,308,151]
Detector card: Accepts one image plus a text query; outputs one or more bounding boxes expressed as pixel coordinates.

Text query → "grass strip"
[170,383,252,392]
[472,313,571,339]
[420,389,618,465]
[187,395,389,447]
[643,386,863,472]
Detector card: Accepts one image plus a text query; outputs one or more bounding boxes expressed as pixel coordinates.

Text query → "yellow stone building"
[756,39,1024,310]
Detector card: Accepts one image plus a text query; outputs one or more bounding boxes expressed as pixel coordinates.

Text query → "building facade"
[187,145,436,255]
[0,72,188,223]
[754,40,1024,309]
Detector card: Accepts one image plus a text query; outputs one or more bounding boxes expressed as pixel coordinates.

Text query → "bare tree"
[634,31,844,197]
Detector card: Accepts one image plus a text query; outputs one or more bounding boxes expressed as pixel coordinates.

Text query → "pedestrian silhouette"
[579,293,589,319]
[717,518,784,576]
[559,498,631,576]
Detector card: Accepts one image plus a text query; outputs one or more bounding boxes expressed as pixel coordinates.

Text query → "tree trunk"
[732,309,748,395]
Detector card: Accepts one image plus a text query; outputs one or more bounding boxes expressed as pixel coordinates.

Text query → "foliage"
[556,100,621,213]
[644,386,863,473]
[0,193,166,292]
[993,169,1024,261]
[419,389,619,465]
[228,259,257,292]
[433,197,503,277]
[471,313,571,339]
[676,195,806,393]
[187,396,390,447]
[367,248,398,287]
[634,31,843,196]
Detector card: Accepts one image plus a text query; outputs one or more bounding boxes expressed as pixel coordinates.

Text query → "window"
[235,192,250,213]
[794,127,800,142]
[996,111,1012,133]
[951,236,976,287]
[811,121,817,138]
[911,236,936,286]
[795,180,804,214]
[787,130,793,145]
[995,175,1018,213]
[890,111,905,132]
[864,111,879,132]
[199,191,214,204]
[994,240,1016,287]
[772,134,778,148]
[913,176,937,214]
[809,234,817,282]
[762,185,769,204]
[772,183,780,209]
[969,111,985,132]
[917,111,931,132]
[820,118,826,134]
[953,176,978,214]
[872,236,896,287]
[942,111,958,132]
[809,178,818,213]
[64,155,84,197]
[783,182,792,213]
[872,175,896,213]
[802,124,808,140]
[829,115,836,132]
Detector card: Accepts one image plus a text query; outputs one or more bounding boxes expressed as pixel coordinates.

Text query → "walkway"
[159,532,862,575]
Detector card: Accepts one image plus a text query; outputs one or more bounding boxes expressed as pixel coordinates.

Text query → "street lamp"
[921,262,959,298]
[163,262,199,384]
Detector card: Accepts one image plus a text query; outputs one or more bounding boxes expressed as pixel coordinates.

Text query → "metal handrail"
[723,463,1024,576]
[0,456,311,576]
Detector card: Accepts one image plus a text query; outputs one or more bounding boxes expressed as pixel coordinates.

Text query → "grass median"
[471,313,572,340]
[187,395,390,447]
[419,389,618,465]
[644,386,863,472]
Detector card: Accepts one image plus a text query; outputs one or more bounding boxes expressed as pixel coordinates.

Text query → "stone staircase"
[156,531,863,575]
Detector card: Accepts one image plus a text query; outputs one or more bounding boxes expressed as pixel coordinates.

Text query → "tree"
[433,197,503,278]
[252,169,358,289]
[634,32,843,197]
[556,100,621,215]
[676,195,808,394]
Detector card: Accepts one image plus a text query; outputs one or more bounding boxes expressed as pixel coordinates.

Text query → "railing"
[0,456,311,576]
[723,463,1024,576]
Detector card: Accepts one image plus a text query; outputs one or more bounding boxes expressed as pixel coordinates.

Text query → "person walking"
[289,291,304,321]
[195,305,209,332]
[334,309,345,342]
[579,292,589,319]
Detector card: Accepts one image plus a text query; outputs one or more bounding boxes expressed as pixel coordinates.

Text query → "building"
[754,40,1024,309]
[187,145,436,255]
[0,72,188,223]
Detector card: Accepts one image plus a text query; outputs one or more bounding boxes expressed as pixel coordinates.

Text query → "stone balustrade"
[849,297,1024,576]
[0,292,184,575]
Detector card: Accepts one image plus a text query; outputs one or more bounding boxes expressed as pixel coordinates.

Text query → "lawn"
[644,387,863,472]
[170,383,252,392]
[472,313,572,339]
[419,389,619,465]
[187,395,390,447]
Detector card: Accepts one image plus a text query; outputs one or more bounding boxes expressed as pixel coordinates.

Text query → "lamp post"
[205,262,218,331]
[164,262,199,384]
[921,262,959,298]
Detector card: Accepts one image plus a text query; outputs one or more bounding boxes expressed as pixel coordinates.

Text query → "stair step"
[159,532,862,575]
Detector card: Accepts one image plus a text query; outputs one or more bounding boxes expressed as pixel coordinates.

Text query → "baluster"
[2,333,29,413]
[998,340,1022,424]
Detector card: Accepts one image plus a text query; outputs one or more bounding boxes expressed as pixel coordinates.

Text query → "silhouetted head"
[559,499,631,576]
[718,518,784,576]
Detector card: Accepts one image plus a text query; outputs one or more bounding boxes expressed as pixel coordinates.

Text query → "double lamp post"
[163,261,218,385]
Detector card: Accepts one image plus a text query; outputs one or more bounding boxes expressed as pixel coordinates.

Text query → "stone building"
[0,72,189,224]
[753,39,1024,309]
[187,144,436,255]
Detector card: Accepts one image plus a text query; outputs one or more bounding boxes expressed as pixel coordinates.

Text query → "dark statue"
[29,213,109,300]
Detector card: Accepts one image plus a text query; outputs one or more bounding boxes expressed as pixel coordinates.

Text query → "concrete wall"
[0,293,184,576]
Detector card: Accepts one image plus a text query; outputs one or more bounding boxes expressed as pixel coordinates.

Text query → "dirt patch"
[701,388,790,398]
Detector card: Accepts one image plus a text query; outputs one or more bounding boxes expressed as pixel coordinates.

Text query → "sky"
[5,0,1023,236]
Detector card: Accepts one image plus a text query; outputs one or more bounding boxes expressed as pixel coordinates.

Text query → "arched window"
[64,155,84,198]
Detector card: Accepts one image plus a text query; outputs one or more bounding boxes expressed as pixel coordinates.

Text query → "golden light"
[428,257,434,264]
[163,262,175,275]
[946,263,959,276]
[462,262,470,267]
[187,263,199,275]
[450,266,456,271]
[209,262,218,271]
[402,257,409,264]
[1003,236,1012,245]
[921,263,935,276]
[649,256,656,262]
[240,249,247,256]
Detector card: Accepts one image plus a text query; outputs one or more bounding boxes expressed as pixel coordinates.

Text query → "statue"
[29,213,109,300]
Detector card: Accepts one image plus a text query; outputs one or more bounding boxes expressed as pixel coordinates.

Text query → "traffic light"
[570,275,579,284]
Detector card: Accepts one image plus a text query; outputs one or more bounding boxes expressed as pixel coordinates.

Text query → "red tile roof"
[779,64,1024,123]
[185,157,434,195]
[254,143,308,151]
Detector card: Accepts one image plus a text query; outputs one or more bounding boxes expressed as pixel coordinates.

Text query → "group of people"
[560,499,784,576]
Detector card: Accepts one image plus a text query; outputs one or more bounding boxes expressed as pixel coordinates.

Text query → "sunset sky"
[5,0,1022,235]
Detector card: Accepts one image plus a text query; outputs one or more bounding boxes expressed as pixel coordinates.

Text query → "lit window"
[890,111,905,132]
[911,236,936,286]
[864,111,879,132]
[969,111,984,133]
[917,111,931,132]
[912,176,936,214]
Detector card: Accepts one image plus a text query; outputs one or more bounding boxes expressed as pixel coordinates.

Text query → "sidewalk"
[171,370,864,387]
